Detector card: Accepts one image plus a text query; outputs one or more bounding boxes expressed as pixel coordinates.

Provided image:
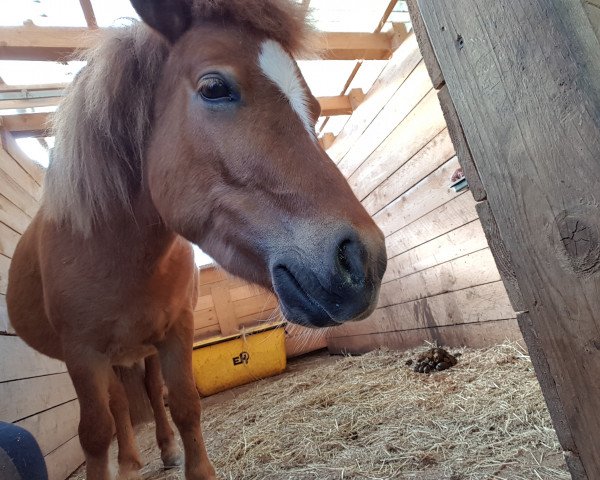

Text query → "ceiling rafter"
[78,0,98,29]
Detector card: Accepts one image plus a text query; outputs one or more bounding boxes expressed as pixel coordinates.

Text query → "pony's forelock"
[43,0,314,236]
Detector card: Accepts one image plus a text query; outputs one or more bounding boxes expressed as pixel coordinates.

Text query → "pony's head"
[48,0,386,327]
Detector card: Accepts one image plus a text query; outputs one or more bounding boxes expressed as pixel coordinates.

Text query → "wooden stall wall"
[325,33,523,354]
[193,265,327,357]
[0,128,84,480]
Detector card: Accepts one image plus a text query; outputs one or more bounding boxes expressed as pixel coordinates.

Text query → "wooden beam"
[0,26,392,61]
[0,83,68,93]
[2,91,366,136]
[417,0,600,477]
[78,0,98,29]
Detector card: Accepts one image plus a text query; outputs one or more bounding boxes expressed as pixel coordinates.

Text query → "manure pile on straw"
[70,343,569,480]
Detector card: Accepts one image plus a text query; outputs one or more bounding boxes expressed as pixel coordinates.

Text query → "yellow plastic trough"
[192,322,287,396]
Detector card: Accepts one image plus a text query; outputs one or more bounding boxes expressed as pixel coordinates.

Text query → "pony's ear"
[129,0,193,43]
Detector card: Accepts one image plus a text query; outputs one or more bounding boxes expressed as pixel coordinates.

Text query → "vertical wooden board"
[437,86,486,201]
[0,193,31,234]
[476,201,525,312]
[348,90,447,199]
[373,156,460,237]
[385,192,478,259]
[0,336,66,382]
[16,399,79,456]
[45,435,84,480]
[211,281,238,336]
[0,253,9,294]
[0,372,76,422]
[0,293,12,334]
[418,1,600,476]
[362,128,455,215]
[383,219,489,283]
[337,62,433,179]
[405,0,444,89]
[327,318,522,355]
[379,247,501,307]
[328,35,423,163]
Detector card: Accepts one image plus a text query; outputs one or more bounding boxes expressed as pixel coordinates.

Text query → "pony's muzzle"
[271,227,386,327]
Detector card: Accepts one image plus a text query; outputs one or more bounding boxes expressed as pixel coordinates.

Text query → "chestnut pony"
[7,0,387,479]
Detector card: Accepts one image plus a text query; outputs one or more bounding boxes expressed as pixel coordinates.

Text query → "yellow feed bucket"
[192,322,287,396]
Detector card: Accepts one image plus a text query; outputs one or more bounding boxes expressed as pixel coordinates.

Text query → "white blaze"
[258,39,315,138]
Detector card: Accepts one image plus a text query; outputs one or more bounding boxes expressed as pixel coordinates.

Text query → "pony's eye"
[198,76,233,101]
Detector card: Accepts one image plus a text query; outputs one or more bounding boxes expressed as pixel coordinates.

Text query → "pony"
[6,0,387,479]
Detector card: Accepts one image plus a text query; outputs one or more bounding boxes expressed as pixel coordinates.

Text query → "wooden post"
[415,0,600,477]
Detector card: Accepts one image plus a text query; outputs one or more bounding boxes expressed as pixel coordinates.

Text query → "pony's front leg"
[65,351,114,480]
[144,354,182,468]
[108,370,143,479]
[158,315,217,480]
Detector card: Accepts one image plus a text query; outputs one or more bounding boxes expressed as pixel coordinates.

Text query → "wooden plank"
[374,156,460,237]
[386,192,478,259]
[45,435,85,480]
[0,129,45,186]
[198,266,227,285]
[380,248,501,308]
[405,0,444,89]
[79,0,98,29]
[1,111,51,137]
[0,193,32,235]
[16,399,79,456]
[0,167,39,217]
[0,253,10,294]
[328,35,422,163]
[337,61,432,178]
[0,221,20,258]
[348,89,447,199]
[236,309,279,329]
[194,324,222,340]
[327,318,522,354]
[383,219,489,283]
[229,283,268,302]
[418,1,600,476]
[0,27,392,61]
[476,201,526,312]
[0,96,62,111]
[286,332,328,357]
[0,372,77,422]
[195,294,213,311]
[0,336,66,383]
[363,128,455,215]
[0,83,67,93]
[211,281,238,336]
[437,86,486,201]
[232,293,278,319]
[318,95,353,116]
[0,148,42,201]
[193,308,218,331]
[336,281,513,337]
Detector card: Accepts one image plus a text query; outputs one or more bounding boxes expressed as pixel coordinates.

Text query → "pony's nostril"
[336,238,365,285]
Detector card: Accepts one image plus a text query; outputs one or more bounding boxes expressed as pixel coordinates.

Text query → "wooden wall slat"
[385,192,478,259]
[0,253,10,294]
[0,130,44,186]
[0,336,66,382]
[348,89,447,200]
[363,128,454,215]
[337,61,432,178]
[0,372,76,423]
[328,318,521,355]
[0,149,42,201]
[16,399,79,456]
[0,221,20,258]
[0,193,31,234]
[45,435,85,480]
[383,219,488,283]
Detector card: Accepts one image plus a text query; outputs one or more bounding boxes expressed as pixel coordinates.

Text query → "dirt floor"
[70,343,569,480]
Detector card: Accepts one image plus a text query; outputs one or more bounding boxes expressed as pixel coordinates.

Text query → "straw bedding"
[70,343,569,480]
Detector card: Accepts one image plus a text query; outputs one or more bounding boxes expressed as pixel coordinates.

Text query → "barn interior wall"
[325,34,523,354]
[0,128,84,480]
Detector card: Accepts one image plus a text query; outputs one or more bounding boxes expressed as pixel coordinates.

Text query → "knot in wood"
[555,211,600,276]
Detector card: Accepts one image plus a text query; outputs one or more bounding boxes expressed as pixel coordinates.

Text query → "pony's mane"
[43,0,313,236]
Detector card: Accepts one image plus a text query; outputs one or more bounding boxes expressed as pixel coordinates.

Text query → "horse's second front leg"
[65,352,114,480]
[158,315,217,480]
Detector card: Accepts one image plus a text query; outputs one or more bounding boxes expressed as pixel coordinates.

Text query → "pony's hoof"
[161,449,183,469]
[117,458,144,479]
